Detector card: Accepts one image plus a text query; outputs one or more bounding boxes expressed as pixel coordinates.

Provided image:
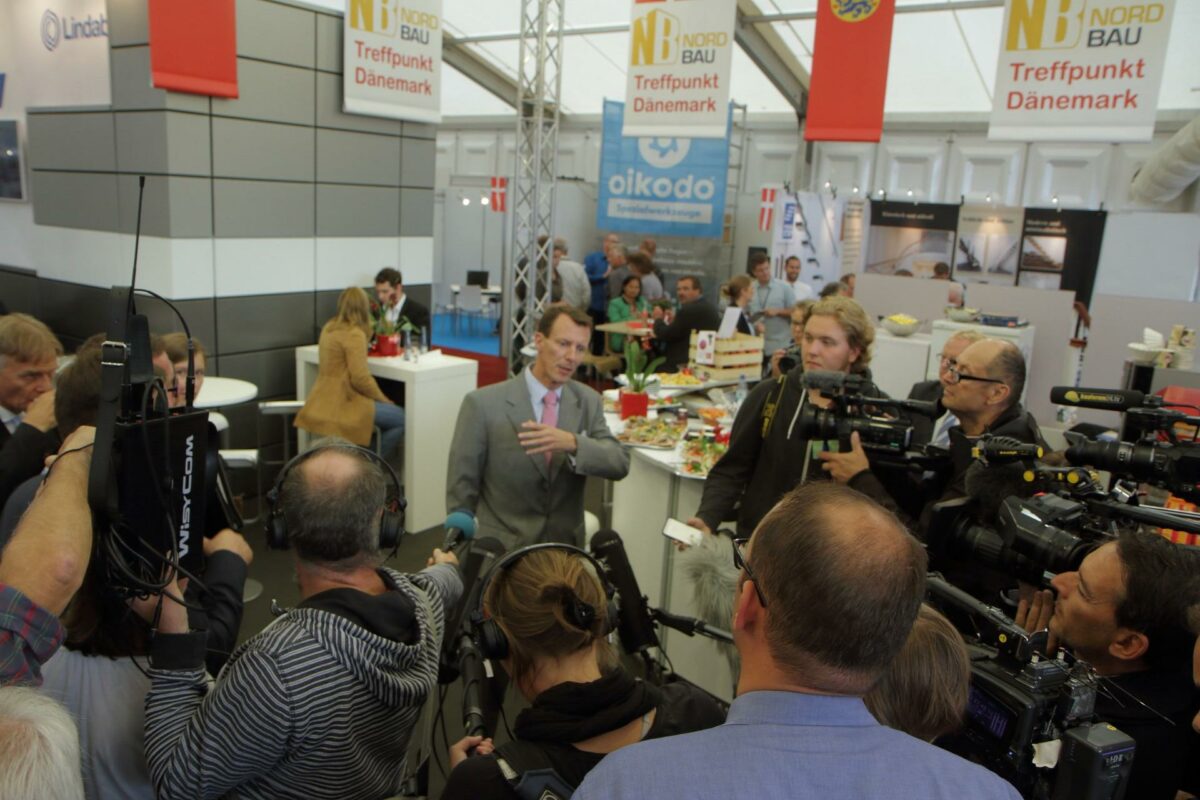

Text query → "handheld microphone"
[1049,386,1161,412]
[589,529,661,655]
[971,435,1044,465]
[441,510,477,552]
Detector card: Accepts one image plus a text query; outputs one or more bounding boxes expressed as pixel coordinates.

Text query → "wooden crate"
[688,332,764,381]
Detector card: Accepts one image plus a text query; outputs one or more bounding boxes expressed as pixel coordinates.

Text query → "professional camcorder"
[928,576,1135,800]
[798,371,944,464]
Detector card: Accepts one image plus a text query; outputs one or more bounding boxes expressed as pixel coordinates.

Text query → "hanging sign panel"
[805,0,896,142]
[598,99,730,239]
[989,0,1175,142]
[344,0,442,124]
[622,0,737,139]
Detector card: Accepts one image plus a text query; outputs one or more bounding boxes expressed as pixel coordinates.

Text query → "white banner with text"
[344,0,442,124]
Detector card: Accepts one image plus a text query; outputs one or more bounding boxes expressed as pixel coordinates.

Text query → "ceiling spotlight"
[823,180,832,189]
[481,196,490,206]
[906,189,914,197]
[876,188,885,196]
[462,197,471,206]
[985,193,993,203]
[1051,195,1059,205]
[852,185,860,195]
[3,149,12,157]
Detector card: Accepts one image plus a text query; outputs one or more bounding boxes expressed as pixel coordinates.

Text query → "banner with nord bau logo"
[344,0,442,124]
[598,100,730,238]
[989,0,1176,141]
[622,0,736,139]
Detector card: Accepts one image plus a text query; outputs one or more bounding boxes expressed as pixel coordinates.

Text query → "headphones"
[470,543,619,661]
[264,442,406,551]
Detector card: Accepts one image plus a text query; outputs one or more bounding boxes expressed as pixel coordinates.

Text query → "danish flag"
[758,187,777,232]
[490,177,507,212]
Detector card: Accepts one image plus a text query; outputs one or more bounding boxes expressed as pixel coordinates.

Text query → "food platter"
[680,437,728,476]
[616,416,688,450]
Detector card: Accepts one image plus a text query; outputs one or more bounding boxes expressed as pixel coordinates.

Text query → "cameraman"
[819,338,1044,529]
[1017,532,1200,800]
[688,296,881,538]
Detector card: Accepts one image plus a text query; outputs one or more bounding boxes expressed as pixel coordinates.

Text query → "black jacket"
[652,298,722,372]
[0,422,58,511]
[906,379,943,446]
[399,297,431,337]
[695,365,885,537]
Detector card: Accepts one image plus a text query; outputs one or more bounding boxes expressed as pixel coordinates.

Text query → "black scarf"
[513,669,661,744]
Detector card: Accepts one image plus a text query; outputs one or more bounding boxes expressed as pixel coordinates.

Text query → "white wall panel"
[742,133,800,195]
[946,138,1026,205]
[215,238,315,297]
[875,136,950,201]
[435,135,455,187]
[315,237,401,291]
[1022,143,1112,209]
[810,142,874,197]
[455,134,500,178]
[1106,137,1188,212]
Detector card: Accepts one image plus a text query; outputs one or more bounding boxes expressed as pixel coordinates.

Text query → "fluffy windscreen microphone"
[963,459,1036,526]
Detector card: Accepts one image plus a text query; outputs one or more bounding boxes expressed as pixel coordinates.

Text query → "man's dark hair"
[749,252,770,270]
[375,268,402,287]
[989,341,1026,410]
[1115,531,1197,669]
[751,483,927,694]
[679,275,702,293]
[626,251,653,275]
[281,443,386,568]
[784,256,800,266]
[819,281,846,299]
[536,305,592,337]
[55,334,105,437]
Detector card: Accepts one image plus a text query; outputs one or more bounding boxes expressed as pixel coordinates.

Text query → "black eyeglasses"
[732,536,768,608]
[946,365,1005,386]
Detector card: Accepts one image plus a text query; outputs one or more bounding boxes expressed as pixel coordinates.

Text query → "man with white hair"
[0,686,85,800]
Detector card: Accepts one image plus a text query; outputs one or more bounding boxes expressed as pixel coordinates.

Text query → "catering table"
[194,376,258,409]
[595,320,654,338]
[605,411,736,702]
[294,346,478,533]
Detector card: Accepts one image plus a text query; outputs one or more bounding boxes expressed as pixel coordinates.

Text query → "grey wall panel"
[37,281,111,343]
[315,72,402,136]
[402,122,437,140]
[316,129,401,186]
[0,269,40,316]
[115,112,212,177]
[217,292,315,354]
[211,59,316,126]
[400,138,435,187]
[115,175,213,238]
[107,0,149,47]
[165,113,215,176]
[399,188,434,236]
[31,172,120,232]
[139,297,218,352]
[405,284,432,311]
[109,47,212,113]
[212,118,315,182]
[216,348,298,400]
[314,289,340,333]
[316,185,400,237]
[236,0,316,69]
[26,112,117,172]
[315,12,341,72]
[213,180,315,238]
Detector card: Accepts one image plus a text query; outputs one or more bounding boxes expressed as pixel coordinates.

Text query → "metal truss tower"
[502,0,565,374]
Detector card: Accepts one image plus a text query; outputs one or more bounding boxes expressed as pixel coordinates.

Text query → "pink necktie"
[542,392,558,467]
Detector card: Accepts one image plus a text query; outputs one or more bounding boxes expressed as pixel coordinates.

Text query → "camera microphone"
[802,370,864,394]
[590,529,661,655]
[1049,386,1161,412]
[972,435,1044,465]
[441,510,477,552]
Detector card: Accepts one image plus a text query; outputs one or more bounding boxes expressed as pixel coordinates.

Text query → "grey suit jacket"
[446,375,630,549]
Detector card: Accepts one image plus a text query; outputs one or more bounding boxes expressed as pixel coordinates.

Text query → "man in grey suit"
[446,306,630,549]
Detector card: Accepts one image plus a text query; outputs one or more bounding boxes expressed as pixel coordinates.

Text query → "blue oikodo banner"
[596,99,730,239]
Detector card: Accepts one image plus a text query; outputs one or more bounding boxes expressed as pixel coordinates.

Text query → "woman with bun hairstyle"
[440,547,725,800]
[719,274,754,336]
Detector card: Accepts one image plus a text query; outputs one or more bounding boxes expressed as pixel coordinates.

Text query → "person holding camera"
[144,442,462,800]
[1016,531,1200,800]
[441,545,725,799]
[688,295,880,539]
[767,301,815,379]
[575,484,1019,799]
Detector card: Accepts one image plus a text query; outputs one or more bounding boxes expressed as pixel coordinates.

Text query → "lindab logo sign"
[40,8,108,52]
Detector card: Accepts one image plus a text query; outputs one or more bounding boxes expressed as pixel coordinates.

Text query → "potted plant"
[620,339,664,419]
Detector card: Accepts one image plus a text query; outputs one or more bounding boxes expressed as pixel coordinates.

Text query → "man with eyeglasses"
[820,338,1044,530]
[446,306,629,549]
[907,330,985,446]
[1016,531,1200,800]
[574,483,1020,800]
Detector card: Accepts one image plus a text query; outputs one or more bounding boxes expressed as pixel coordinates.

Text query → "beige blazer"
[295,324,389,446]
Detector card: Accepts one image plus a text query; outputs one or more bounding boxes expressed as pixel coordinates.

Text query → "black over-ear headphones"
[470,543,619,661]
[264,442,406,551]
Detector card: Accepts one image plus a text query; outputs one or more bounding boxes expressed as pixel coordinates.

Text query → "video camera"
[88,177,239,599]
[927,576,1135,799]
[798,371,945,468]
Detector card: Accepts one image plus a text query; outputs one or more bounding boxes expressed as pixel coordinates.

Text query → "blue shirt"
[574,690,1021,800]
[748,277,796,353]
[583,250,610,312]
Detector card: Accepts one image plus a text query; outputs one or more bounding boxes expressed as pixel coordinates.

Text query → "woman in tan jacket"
[295,287,405,456]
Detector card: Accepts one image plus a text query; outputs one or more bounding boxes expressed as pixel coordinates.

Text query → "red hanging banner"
[804,0,895,142]
[490,177,507,213]
[148,0,239,98]
[758,187,776,232]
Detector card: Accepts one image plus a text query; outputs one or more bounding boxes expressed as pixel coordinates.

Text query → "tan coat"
[295,324,389,446]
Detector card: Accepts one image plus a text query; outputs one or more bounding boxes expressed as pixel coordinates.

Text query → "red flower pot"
[377,334,399,356]
[619,390,650,420]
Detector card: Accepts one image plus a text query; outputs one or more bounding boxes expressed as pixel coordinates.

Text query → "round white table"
[194,376,258,409]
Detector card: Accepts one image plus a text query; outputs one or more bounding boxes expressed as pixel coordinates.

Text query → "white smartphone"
[662,518,704,547]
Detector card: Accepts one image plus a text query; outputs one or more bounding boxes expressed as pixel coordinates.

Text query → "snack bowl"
[946,306,980,322]
[882,315,920,337]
